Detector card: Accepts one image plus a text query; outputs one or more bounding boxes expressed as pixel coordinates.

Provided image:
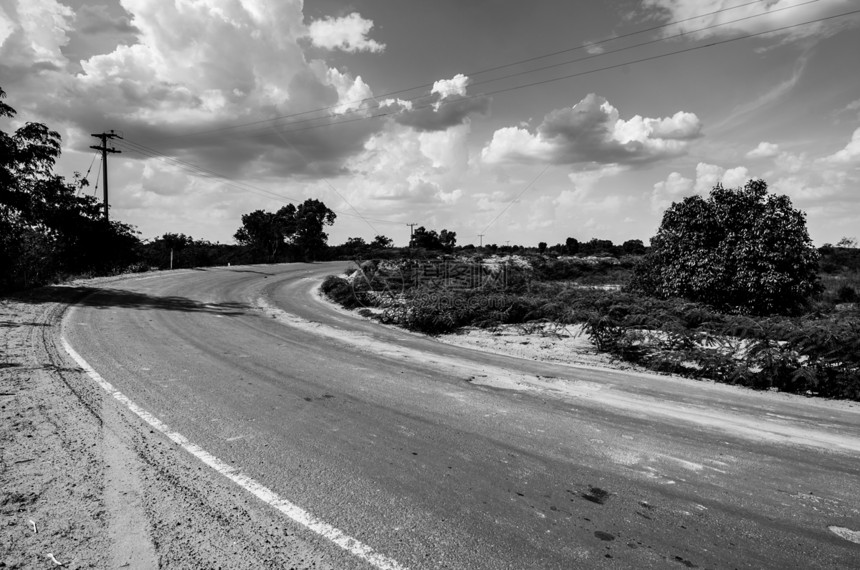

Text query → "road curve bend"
[59,263,860,569]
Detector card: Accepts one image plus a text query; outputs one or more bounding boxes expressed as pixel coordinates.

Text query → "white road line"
[61,337,408,570]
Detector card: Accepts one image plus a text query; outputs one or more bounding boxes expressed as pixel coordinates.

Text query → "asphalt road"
[60,262,860,569]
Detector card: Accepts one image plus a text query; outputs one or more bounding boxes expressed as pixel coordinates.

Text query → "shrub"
[631,179,820,315]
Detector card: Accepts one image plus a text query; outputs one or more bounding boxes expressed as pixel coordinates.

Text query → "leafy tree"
[538,241,547,254]
[1,86,139,290]
[234,209,290,262]
[439,229,456,251]
[234,199,335,262]
[410,226,438,249]
[631,179,820,315]
[565,237,579,255]
[836,236,857,248]
[411,226,456,251]
[580,238,616,256]
[288,199,336,260]
[622,239,646,255]
[371,234,393,248]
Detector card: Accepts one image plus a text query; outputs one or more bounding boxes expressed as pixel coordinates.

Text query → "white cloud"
[639,0,860,45]
[324,67,373,114]
[343,120,471,208]
[431,73,469,100]
[0,0,74,70]
[583,40,604,55]
[651,162,752,213]
[480,126,556,164]
[395,74,490,132]
[437,188,463,204]
[306,12,385,53]
[482,93,701,166]
[746,141,781,159]
[651,171,694,212]
[819,127,860,164]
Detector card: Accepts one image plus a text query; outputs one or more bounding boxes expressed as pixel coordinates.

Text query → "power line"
[157,3,849,145]
[467,0,822,92]
[169,0,796,140]
[481,164,551,236]
[92,155,102,195]
[233,7,859,140]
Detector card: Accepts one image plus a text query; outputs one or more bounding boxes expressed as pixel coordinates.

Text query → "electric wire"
[77,151,99,196]
[223,7,860,140]
[162,3,850,143]
[170,0,802,139]
[92,156,102,196]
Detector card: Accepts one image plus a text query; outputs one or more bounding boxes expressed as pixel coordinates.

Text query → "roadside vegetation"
[322,181,860,401]
[1,86,339,292]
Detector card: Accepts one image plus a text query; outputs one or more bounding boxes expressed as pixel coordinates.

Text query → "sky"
[2,0,859,247]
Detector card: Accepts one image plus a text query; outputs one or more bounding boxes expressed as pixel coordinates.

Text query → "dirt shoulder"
[1,292,115,569]
[435,322,641,372]
[2,276,340,569]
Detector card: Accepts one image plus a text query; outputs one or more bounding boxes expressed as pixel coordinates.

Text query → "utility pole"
[90,131,122,222]
[477,234,484,247]
[406,223,417,248]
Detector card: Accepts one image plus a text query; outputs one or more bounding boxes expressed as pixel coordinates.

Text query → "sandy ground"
[435,322,642,372]
[2,277,335,569]
[0,292,112,569]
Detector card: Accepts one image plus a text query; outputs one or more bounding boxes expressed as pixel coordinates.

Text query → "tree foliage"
[631,179,819,315]
[1,87,139,291]
[233,198,336,262]
[410,226,456,251]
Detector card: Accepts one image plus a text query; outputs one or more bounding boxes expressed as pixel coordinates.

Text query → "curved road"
[59,263,860,569]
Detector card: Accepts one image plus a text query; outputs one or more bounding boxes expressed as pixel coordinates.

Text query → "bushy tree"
[1,87,139,290]
[622,239,646,255]
[290,198,336,260]
[631,179,820,315]
[234,198,335,262]
[371,234,393,248]
[234,209,289,262]
[410,226,456,251]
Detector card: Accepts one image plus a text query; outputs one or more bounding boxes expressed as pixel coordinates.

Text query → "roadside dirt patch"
[0,297,111,569]
[3,276,342,569]
[436,323,638,371]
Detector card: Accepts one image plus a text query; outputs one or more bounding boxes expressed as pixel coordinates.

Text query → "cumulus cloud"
[394,74,490,132]
[819,127,860,164]
[343,121,471,206]
[651,162,752,213]
[431,74,469,101]
[0,0,74,71]
[746,141,781,159]
[650,126,860,241]
[0,0,397,179]
[638,0,860,45]
[306,12,385,53]
[323,66,374,114]
[76,4,138,35]
[482,93,701,166]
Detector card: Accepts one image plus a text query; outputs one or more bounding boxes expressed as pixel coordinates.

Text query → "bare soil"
[435,322,640,372]
[1,278,336,569]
